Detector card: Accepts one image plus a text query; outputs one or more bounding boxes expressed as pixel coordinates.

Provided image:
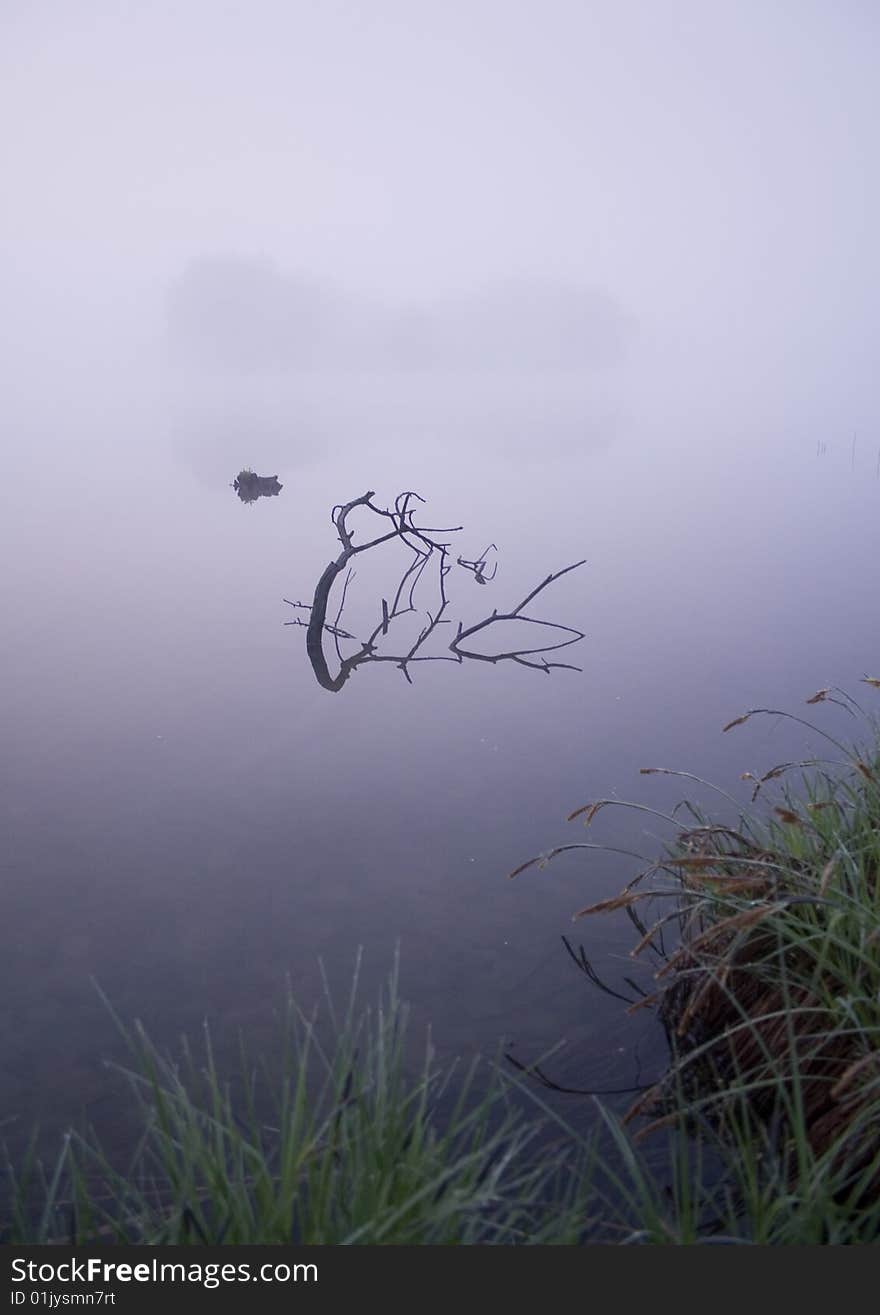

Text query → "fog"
[3,0,879,431]
[3,2,880,1152]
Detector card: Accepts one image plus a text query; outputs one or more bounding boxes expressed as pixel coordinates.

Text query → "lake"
[3,368,878,1154]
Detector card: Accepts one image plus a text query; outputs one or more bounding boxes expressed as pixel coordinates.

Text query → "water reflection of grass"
[5,691,880,1243]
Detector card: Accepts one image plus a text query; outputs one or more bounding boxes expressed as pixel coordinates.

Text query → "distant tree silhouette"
[167,257,631,372]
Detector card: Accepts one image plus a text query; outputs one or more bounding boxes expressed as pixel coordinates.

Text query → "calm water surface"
[3,374,878,1149]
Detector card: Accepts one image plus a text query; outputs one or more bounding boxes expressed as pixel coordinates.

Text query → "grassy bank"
[514,685,880,1240]
[4,958,605,1245]
[5,692,880,1244]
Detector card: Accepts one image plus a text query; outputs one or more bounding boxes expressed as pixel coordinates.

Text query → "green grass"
[3,955,605,1245]
[512,684,880,1242]
[5,690,880,1245]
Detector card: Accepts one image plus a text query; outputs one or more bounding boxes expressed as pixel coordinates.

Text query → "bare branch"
[294,491,586,692]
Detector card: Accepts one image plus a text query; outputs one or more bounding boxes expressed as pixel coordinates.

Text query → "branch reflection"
[286,490,586,693]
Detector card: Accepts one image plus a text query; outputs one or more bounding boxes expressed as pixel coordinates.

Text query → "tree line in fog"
[166,256,632,373]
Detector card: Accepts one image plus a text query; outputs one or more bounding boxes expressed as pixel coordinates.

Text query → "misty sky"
[2,1,878,422]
